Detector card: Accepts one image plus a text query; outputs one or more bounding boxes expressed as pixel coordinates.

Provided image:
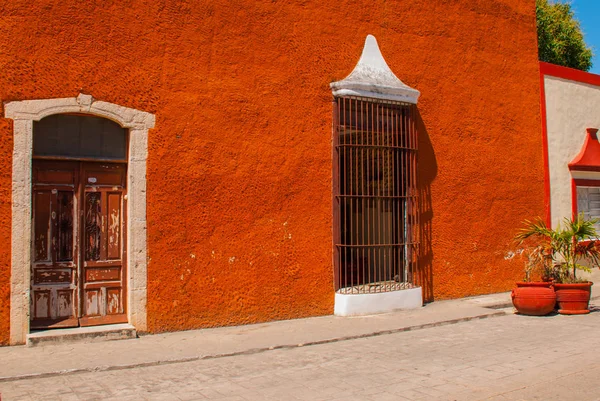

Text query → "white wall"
[544,76,600,228]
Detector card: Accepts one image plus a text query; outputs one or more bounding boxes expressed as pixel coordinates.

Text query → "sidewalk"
[0,291,512,382]
[0,274,597,383]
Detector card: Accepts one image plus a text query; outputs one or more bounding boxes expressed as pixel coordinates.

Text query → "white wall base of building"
[334,287,423,316]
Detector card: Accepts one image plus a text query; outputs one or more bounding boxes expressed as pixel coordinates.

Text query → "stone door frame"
[4,94,155,344]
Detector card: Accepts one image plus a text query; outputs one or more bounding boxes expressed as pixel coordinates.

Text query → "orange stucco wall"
[0,0,543,343]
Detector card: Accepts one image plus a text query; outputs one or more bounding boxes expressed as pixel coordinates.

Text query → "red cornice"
[569,128,600,171]
[540,62,600,87]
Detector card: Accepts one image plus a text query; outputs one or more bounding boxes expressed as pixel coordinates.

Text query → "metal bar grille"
[333,97,419,294]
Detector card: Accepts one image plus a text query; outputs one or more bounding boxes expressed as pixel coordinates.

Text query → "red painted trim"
[573,179,600,187]
[540,62,600,87]
[539,64,551,226]
[569,165,600,172]
[571,179,577,219]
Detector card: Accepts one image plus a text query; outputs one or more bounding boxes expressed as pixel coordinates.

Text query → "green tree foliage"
[536,0,593,71]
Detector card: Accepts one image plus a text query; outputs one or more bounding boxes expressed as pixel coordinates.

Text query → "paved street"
[2,308,600,401]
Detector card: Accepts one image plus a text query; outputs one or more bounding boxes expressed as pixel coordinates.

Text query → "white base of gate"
[334,287,423,316]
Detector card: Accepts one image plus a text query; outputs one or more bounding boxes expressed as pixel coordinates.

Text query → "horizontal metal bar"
[335,243,418,248]
[336,95,413,106]
[335,194,418,199]
[335,144,417,151]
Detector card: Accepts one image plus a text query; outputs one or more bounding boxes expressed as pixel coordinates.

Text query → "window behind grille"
[576,186,600,233]
[333,97,419,294]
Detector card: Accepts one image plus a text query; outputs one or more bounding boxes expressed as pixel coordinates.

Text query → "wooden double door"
[31,160,128,329]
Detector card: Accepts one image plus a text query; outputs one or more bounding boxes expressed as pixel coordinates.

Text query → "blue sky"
[562,0,600,74]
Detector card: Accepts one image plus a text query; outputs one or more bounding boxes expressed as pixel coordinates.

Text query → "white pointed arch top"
[330,35,420,104]
[4,93,155,129]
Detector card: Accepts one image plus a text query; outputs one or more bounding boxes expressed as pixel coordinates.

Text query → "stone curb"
[0,310,508,383]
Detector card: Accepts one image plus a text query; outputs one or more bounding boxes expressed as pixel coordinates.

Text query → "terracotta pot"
[554,282,593,315]
[511,282,556,316]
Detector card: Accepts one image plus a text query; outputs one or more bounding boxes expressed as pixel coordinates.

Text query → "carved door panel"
[31,161,79,329]
[79,163,128,326]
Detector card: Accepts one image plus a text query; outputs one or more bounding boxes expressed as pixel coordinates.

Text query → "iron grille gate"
[333,97,419,294]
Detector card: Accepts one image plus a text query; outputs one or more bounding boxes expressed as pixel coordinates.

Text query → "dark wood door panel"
[30,287,78,329]
[80,163,127,325]
[83,163,126,187]
[33,160,79,186]
[33,190,52,263]
[31,161,79,329]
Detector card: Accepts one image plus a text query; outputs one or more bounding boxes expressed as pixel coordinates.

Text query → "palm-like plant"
[520,243,553,282]
[515,214,600,283]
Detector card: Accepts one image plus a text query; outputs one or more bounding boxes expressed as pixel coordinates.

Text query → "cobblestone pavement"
[2,310,600,401]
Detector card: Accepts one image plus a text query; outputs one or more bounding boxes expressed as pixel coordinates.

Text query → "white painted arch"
[4,93,155,344]
[330,35,420,104]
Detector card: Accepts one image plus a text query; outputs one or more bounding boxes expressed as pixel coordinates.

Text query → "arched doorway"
[5,94,155,344]
[31,114,128,328]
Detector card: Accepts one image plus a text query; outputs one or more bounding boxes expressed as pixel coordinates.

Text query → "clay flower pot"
[511,282,556,316]
[554,282,593,315]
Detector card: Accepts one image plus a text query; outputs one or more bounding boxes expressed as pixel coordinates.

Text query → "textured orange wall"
[0,0,543,340]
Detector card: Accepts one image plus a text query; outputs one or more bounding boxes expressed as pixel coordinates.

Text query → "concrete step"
[27,324,137,347]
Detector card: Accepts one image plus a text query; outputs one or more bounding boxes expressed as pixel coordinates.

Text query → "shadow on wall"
[415,109,436,302]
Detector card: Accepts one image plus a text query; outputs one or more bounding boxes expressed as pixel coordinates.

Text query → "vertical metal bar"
[360,100,365,290]
[409,104,413,283]
[403,106,408,283]
[391,106,396,285]
[386,105,395,282]
[380,102,385,290]
[377,101,382,291]
[338,98,342,292]
[382,104,386,288]
[392,105,398,286]
[386,106,390,288]
[373,101,377,291]
[356,100,360,292]
[384,104,389,287]
[390,106,394,287]
[360,99,365,292]
[409,104,414,283]
[352,98,357,292]
[368,100,373,290]
[396,105,401,285]
[408,104,411,283]
[341,97,346,292]
[412,104,419,284]
[355,100,359,291]
[332,98,340,292]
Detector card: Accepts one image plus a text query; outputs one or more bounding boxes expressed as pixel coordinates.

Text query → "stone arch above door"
[4,93,155,344]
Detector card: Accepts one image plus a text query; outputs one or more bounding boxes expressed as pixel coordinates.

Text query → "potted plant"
[510,233,556,316]
[516,214,600,314]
